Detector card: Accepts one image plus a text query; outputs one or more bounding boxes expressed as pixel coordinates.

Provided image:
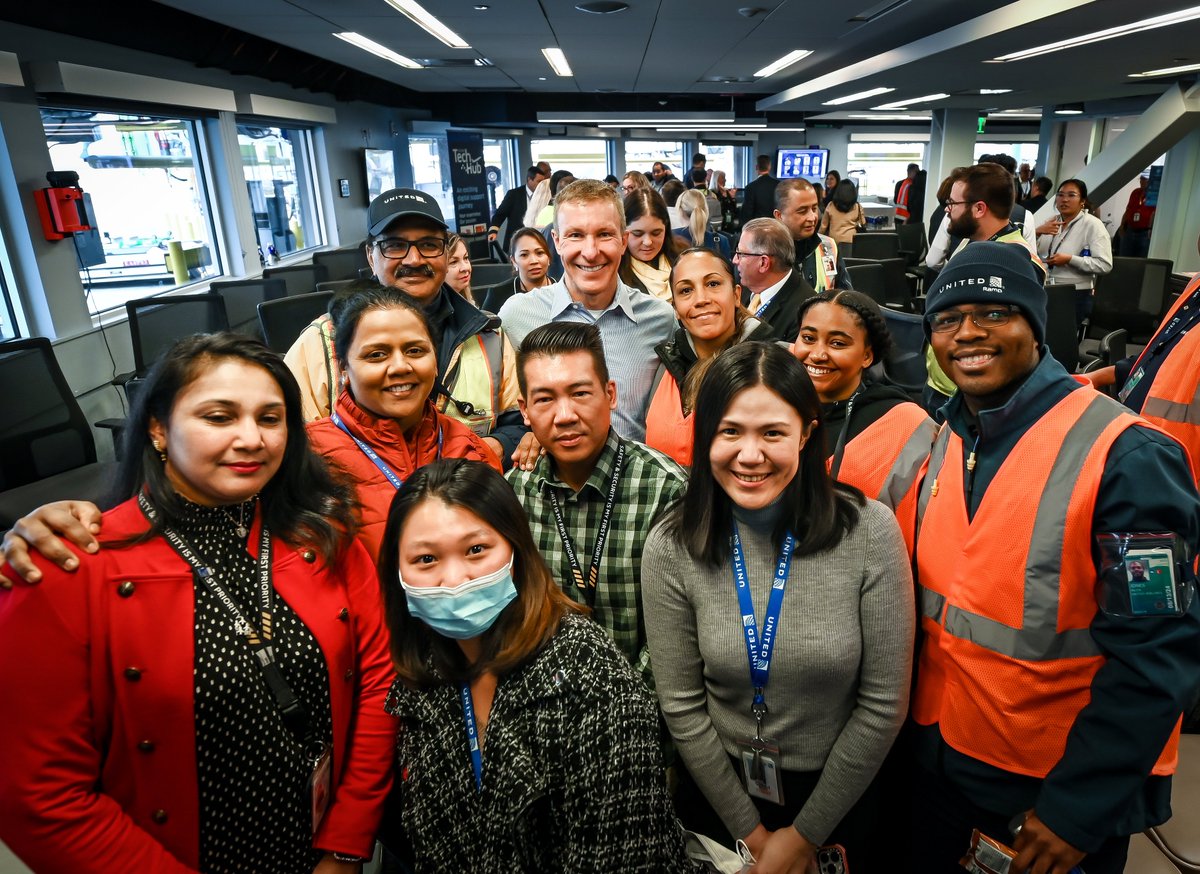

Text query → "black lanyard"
[828,389,861,482]
[138,493,309,736]
[544,440,627,607]
[1047,216,1079,259]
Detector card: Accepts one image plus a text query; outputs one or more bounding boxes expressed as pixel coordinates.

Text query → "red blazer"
[307,390,502,559]
[0,498,397,873]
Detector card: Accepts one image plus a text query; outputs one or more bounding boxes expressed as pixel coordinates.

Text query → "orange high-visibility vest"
[912,387,1180,778]
[644,371,693,466]
[830,401,936,553]
[896,179,913,220]
[1128,274,1200,484]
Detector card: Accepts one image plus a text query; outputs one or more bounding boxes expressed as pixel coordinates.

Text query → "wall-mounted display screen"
[777,147,829,180]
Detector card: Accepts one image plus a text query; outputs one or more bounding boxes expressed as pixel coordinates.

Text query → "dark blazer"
[488,185,534,253]
[739,174,779,225]
[740,269,817,343]
[1020,194,1048,213]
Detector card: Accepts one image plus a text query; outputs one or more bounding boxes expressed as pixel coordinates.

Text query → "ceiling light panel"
[823,87,895,105]
[333,32,423,69]
[1129,62,1200,77]
[383,0,471,49]
[754,50,813,78]
[991,6,1200,62]
[871,92,949,109]
[541,48,574,77]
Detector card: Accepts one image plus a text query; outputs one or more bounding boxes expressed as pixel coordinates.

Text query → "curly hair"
[797,289,894,364]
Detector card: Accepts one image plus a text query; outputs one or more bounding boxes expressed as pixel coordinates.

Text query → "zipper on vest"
[965,434,981,515]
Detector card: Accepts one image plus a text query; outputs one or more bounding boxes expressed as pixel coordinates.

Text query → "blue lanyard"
[332,412,443,490]
[755,298,771,318]
[459,683,483,792]
[731,522,796,712]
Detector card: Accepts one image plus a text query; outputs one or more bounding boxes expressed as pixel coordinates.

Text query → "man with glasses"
[285,188,529,467]
[733,217,815,343]
[912,241,1200,874]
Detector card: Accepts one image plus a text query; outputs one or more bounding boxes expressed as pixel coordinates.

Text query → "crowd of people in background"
[0,143,1196,874]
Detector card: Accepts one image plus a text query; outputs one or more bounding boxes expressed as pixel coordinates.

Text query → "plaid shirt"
[507,431,686,682]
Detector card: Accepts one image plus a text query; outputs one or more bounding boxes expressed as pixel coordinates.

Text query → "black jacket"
[739,269,816,343]
[489,184,534,254]
[480,275,520,315]
[654,318,777,395]
[819,379,914,457]
[739,174,779,225]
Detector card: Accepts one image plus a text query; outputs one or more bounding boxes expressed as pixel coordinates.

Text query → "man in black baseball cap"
[365,188,450,302]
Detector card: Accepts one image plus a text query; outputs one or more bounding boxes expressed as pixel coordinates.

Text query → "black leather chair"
[471,263,517,288]
[0,338,119,528]
[845,263,887,308]
[1089,256,1173,344]
[1044,284,1080,373]
[895,222,927,268]
[312,247,368,281]
[125,293,230,378]
[257,291,335,353]
[208,278,287,340]
[849,231,900,260]
[880,307,927,402]
[263,263,330,297]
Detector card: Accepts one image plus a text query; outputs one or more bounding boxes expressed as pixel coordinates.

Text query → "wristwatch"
[332,853,368,864]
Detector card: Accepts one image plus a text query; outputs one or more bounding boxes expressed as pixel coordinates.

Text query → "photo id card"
[737,737,784,805]
[1125,547,1179,616]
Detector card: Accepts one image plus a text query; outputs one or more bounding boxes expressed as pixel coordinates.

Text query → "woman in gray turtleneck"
[643,341,915,874]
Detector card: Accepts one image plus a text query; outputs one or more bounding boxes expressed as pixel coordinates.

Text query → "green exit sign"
[978,116,987,134]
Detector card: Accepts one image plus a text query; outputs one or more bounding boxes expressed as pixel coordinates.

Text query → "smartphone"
[817,844,848,874]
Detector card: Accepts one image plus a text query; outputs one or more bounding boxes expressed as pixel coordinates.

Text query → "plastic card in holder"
[1096,532,1194,618]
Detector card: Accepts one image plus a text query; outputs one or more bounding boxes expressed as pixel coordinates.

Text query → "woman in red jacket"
[0,332,396,874]
[306,286,501,559]
[791,290,937,551]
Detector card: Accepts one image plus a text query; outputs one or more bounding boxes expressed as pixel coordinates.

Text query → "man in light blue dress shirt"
[499,179,675,442]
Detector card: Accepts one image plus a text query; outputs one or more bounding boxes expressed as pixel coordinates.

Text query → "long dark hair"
[377,459,584,688]
[796,289,894,365]
[667,341,862,565]
[332,284,437,368]
[109,332,357,560]
[619,188,679,292]
[831,179,859,213]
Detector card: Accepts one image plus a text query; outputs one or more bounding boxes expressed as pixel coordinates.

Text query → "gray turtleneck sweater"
[642,498,914,844]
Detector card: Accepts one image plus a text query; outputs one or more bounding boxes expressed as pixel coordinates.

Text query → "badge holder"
[1095,532,1194,618]
[309,741,333,835]
[737,694,785,805]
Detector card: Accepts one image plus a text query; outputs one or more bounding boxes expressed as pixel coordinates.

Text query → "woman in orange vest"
[790,290,936,548]
[644,247,775,465]
[306,286,502,558]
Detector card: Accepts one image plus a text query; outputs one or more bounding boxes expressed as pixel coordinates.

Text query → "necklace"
[221,498,255,538]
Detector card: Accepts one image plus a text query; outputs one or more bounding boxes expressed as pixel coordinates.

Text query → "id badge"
[737,737,784,805]
[823,254,836,278]
[1117,365,1144,403]
[309,743,333,835]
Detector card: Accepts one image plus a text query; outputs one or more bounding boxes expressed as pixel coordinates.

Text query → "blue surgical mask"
[400,559,517,640]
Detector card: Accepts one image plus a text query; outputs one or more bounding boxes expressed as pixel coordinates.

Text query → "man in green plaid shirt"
[507,323,685,685]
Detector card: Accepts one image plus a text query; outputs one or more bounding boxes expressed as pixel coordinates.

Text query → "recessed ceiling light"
[991,6,1200,62]
[538,76,547,81]
[474,4,489,9]
[872,92,949,110]
[979,88,1012,94]
[1129,61,1200,77]
[1054,103,1084,115]
[333,32,423,69]
[823,86,894,106]
[576,1,629,12]
[542,48,574,77]
[383,0,471,49]
[754,49,813,78]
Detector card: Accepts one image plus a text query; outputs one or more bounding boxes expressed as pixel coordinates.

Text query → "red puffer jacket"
[307,389,501,559]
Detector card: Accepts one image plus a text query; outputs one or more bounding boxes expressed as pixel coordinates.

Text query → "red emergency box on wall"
[34,185,94,240]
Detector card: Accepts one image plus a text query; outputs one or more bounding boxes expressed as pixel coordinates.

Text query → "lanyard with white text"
[755,297,772,318]
[459,683,484,792]
[731,522,796,733]
[138,492,308,733]
[544,440,627,607]
[332,412,443,490]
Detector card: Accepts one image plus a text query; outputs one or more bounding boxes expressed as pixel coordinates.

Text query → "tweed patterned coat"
[383,614,697,872]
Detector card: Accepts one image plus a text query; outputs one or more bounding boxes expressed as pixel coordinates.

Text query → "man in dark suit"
[488,165,547,254]
[733,217,815,343]
[1021,176,1053,213]
[739,154,778,226]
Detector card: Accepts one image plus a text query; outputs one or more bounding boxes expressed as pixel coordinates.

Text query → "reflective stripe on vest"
[912,389,1179,777]
[644,371,693,466]
[439,332,503,436]
[320,316,337,416]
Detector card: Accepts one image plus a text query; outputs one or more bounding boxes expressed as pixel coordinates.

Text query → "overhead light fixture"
[541,47,574,77]
[333,32,423,69]
[1129,61,1200,77]
[540,111,734,124]
[846,113,931,120]
[383,0,470,49]
[991,111,1042,119]
[754,49,813,78]
[823,86,894,105]
[657,126,806,132]
[1054,103,1084,114]
[991,6,1200,62]
[575,1,630,12]
[871,92,949,110]
[979,88,1012,94]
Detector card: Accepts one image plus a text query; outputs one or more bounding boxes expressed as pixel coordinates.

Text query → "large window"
[532,139,608,181]
[483,137,517,215]
[698,143,752,188]
[408,135,455,226]
[238,123,323,263]
[42,107,222,313]
[623,140,682,178]
[974,142,1039,169]
[846,142,928,199]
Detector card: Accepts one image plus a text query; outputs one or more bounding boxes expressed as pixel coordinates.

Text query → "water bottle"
[1081,246,1091,258]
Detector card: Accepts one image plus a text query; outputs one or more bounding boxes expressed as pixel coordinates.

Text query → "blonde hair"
[524,178,552,228]
[677,189,709,246]
[553,178,626,234]
[622,171,652,193]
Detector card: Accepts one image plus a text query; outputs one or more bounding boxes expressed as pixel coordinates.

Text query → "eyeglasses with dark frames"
[929,305,1019,333]
[373,237,447,259]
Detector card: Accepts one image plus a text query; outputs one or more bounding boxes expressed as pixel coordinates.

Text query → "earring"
[152,440,167,463]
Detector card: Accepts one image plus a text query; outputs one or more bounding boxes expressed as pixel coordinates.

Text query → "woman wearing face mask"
[643,342,915,874]
[445,233,475,305]
[306,287,501,558]
[376,459,694,872]
[0,333,395,874]
[1035,178,1113,326]
[618,188,680,301]
[480,228,554,314]
[791,290,936,549]
[645,248,775,466]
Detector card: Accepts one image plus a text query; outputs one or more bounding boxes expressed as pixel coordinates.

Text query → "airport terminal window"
[483,136,517,216]
[623,141,682,179]
[42,107,223,313]
[974,142,1039,168]
[846,142,928,199]
[408,135,455,228]
[532,138,609,182]
[238,123,323,264]
[697,143,751,188]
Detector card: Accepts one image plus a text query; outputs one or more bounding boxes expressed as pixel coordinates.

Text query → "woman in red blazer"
[0,333,396,874]
[306,286,502,559]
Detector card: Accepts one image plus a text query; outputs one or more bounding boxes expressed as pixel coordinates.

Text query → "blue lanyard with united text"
[731,522,796,730]
[459,683,484,792]
[332,412,443,490]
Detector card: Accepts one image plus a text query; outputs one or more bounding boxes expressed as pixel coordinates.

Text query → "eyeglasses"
[929,305,1019,333]
[734,250,768,260]
[1055,191,1081,199]
[943,199,973,208]
[373,237,447,259]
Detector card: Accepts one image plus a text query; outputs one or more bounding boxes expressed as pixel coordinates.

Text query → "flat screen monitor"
[776,147,829,180]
